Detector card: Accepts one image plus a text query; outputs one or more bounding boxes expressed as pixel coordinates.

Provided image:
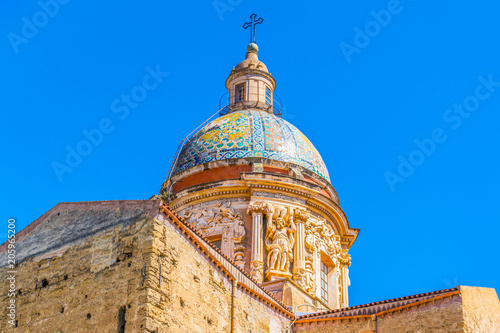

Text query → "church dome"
[173,109,330,182]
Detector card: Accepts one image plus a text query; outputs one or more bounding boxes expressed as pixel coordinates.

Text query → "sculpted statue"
[265,212,296,272]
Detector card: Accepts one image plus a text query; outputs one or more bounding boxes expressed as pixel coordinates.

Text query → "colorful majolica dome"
[173,110,330,182]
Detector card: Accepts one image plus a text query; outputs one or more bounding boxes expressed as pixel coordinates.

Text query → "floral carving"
[180,200,246,265]
[293,268,307,289]
[247,201,272,215]
[294,208,310,223]
[338,252,351,267]
[250,260,264,283]
[305,219,341,259]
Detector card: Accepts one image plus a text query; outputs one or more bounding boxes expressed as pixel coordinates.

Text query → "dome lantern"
[222,14,279,116]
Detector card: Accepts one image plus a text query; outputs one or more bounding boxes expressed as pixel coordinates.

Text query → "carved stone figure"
[305,254,316,295]
[250,260,263,282]
[232,216,246,267]
[265,212,296,274]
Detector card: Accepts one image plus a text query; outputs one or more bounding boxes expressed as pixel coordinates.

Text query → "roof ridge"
[297,286,460,319]
[0,199,158,252]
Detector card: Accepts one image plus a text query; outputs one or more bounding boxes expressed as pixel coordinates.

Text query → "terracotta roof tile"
[297,286,460,320]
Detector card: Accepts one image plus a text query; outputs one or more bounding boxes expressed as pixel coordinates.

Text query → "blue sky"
[2,0,499,306]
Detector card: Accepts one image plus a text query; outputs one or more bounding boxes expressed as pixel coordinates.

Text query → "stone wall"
[0,200,292,332]
[294,295,463,333]
[146,210,292,332]
[294,318,371,333]
[375,294,464,333]
[144,214,233,332]
[294,287,500,333]
[461,286,500,332]
[0,200,160,332]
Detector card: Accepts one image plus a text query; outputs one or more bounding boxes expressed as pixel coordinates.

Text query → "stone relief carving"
[180,200,246,267]
[338,252,351,267]
[294,208,310,223]
[293,267,307,288]
[232,218,246,266]
[265,207,296,278]
[305,219,342,259]
[246,201,272,216]
[250,260,263,282]
[304,253,316,294]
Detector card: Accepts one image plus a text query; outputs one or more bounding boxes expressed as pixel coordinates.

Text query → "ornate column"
[293,208,310,289]
[247,201,269,283]
[330,266,341,309]
[338,252,351,308]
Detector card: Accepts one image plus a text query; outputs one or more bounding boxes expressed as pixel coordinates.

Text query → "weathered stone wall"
[375,295,464,333]
[146,212,292,332]
[234,288,290,333]
[294,292,465,333]
[461,286,500,332]
[0,200,161,332]
[0,200,292,332]
[144,215,233,332]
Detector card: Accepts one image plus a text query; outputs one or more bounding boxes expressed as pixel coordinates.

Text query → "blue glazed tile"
[174,110,330,182]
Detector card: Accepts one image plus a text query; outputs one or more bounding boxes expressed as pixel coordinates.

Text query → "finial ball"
[247,43,259,53]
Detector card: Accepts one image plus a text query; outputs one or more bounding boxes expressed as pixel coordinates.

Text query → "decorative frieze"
[253,191,306,205]
[180,200,246,268]
[304,219,342,259]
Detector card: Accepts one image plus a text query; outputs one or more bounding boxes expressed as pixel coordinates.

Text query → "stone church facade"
[1,38,499,332]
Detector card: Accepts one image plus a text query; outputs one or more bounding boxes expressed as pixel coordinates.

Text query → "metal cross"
[243,13,264,44]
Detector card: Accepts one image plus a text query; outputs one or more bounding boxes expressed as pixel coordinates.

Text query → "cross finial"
[243,13,263,44]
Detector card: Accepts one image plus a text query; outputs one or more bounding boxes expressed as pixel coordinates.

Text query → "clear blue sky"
[2,0,499,307]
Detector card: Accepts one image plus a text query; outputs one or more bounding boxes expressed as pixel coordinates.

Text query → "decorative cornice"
[225,68,276,90]
[249,183,313,199]
[171,189,249,210]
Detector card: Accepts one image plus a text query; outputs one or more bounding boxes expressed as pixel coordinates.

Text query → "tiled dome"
[173,110,330,182]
